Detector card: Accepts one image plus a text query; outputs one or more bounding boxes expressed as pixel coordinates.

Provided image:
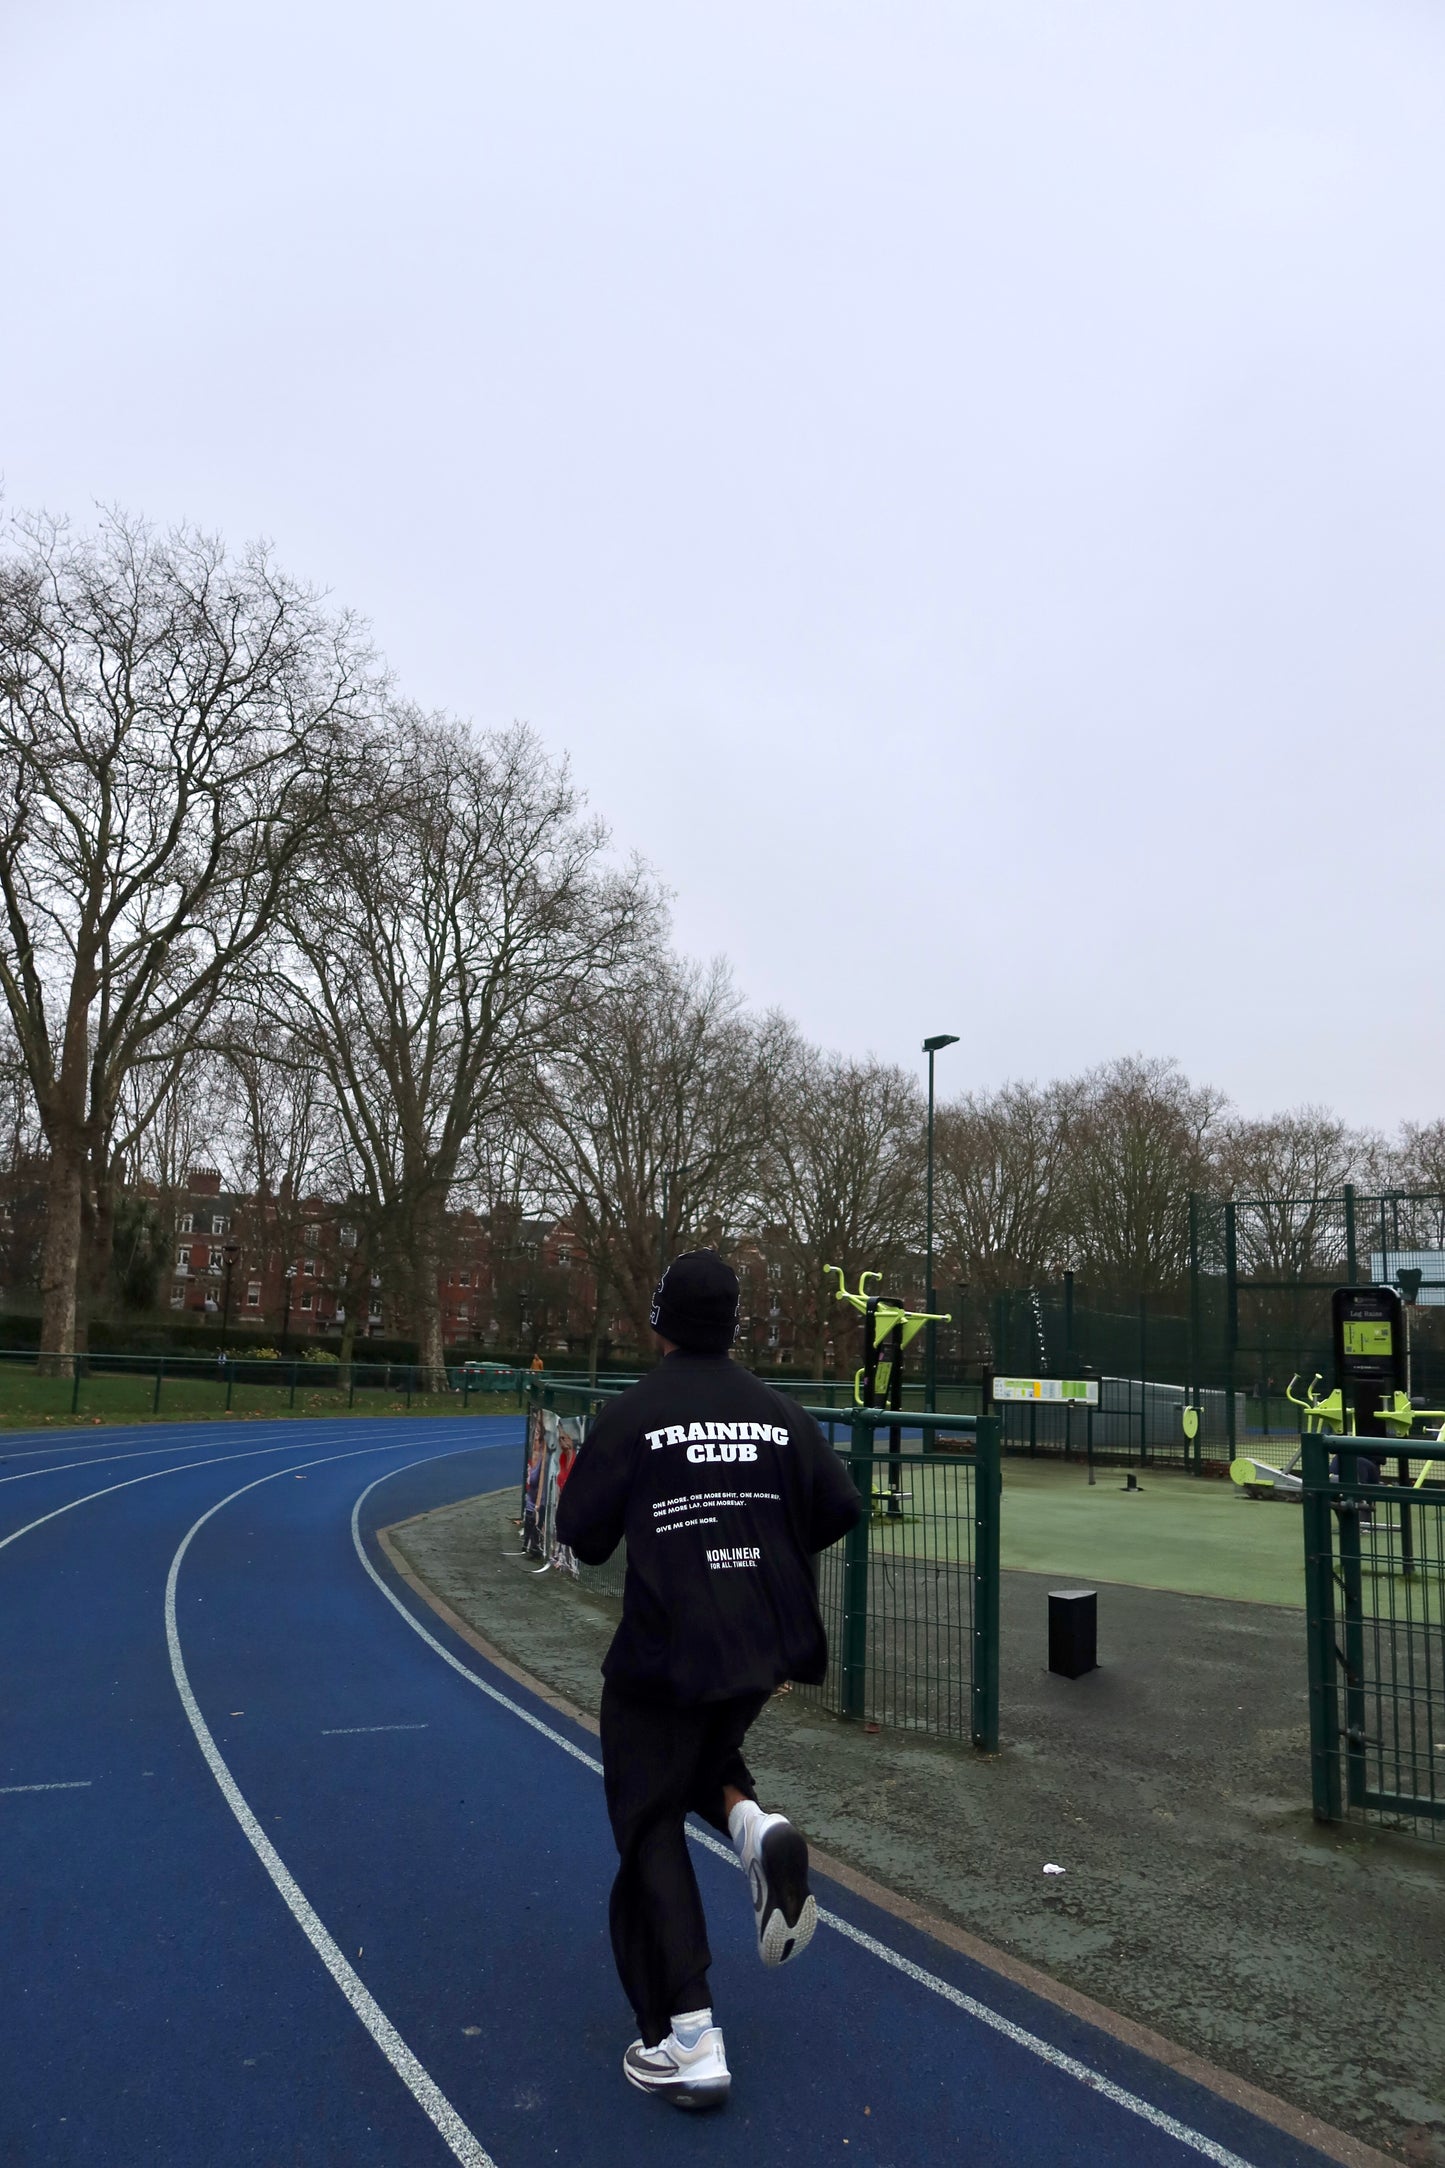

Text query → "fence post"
[1224,1201,1239,1458]
[153,1357,164,1415]
[840,1413,872,1720]
[463,1371,471,1412]
[225,1360,234,1412]
[1343,1183,1358,1285]
[349,1365,357,1410]
[1301,1435,1342,1822]
[972,1415,1001,1751]
[71,1358,83,1416]
[289,1363,298,1410]
[405,1365,413,1411]
[1336,1480,1367,1811]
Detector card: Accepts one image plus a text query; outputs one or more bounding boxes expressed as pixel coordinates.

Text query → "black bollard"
[1049,1589,1098,1678]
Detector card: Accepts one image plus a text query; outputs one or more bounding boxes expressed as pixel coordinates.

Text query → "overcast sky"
[3,0,1442,1130]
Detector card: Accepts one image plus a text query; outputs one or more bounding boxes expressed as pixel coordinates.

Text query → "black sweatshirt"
[555,1353,863,1706]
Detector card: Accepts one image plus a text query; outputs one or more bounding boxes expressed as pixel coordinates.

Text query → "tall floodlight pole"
[922,1034,960,1410]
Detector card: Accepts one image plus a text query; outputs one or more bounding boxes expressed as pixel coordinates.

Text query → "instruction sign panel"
[1331,1285,1405,1398]
[992,1377,1099,1406]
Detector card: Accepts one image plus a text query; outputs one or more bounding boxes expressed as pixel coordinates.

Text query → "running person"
[556,1249,862,2111]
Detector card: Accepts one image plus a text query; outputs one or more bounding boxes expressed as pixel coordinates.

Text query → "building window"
[457,1305,469,1323]
[211,1214,229,1236]
[300,1292,313,1312]
[176,1246,190,1271]
[246,1282,261,1307]
[178,1213,193,1234]
[370,1271,381,1288]
[339,1224,357,1249]
[459,1270,470,1288]
[170,1284,186,1308]
[303,1224,319,1246]
[304,1258,316,1277]
[369,1297,382,1319]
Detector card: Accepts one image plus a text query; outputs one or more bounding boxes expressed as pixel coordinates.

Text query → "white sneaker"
[739,1810,817,1967]
[623,2023,731,2110]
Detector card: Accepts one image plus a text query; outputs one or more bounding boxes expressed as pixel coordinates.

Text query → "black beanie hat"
[651,1249,739,1355]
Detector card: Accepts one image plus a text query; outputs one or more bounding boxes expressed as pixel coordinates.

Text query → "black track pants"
[600,1680,769,2046]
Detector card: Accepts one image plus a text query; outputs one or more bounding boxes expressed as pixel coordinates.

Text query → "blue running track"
[0,1417,1344,2167]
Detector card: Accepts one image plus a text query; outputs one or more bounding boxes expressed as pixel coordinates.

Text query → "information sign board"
[991,1377,1099,1406]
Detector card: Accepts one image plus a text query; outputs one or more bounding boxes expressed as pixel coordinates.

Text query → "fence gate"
[1303,1435,1445,1838]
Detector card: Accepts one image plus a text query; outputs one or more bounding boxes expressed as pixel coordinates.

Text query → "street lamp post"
[281,1264,298,1357]
[922,1033,960,1411]
[220,1243,240,1354]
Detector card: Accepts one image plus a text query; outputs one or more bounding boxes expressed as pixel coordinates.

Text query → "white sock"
[728,1798,764,1852]
[671,2008,712,2049]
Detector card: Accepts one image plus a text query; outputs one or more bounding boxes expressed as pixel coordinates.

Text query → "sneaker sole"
[754,1822,817,1967]
[624,2064,730,2111]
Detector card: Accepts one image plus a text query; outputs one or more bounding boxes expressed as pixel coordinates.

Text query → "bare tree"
[932,1078,1077,1298]
[0,511,376,1365]
[534,956,781,1349]
[758,1039,923,1367]
[278,712,651,1379]
[1064,1055,1227,1291]
[1214,1106,1373,1275]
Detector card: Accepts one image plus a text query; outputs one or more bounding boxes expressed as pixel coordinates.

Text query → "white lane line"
[167,1446,497,2168]
[0,1441,368,1554]
[0,1415,524,1454]
[321,1724,429,1736]
[0,1424,514,1550]
[0,1447,234,1486]
[0,1780,93,1793]
[351,1466,1261,2168]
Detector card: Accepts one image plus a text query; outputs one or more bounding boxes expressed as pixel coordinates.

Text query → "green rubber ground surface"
[989,1457,1445,1619]
[995,1459,1310,1606]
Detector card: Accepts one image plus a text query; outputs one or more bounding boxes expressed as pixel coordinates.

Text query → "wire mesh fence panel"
[1303,1436,1445,1841]
[797,1453,975,1738]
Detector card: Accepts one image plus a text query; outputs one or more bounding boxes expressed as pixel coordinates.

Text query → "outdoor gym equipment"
[825,1266,950,1517]
[1285,1373,1343,1433]
[1229,1371,1330,1495]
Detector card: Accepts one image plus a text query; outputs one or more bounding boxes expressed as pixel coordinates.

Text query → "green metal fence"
[803,1408,1000,1750]
[1303,1434,1445,1840]
[0,1347,523,1424]
[521,1378,1002,1751]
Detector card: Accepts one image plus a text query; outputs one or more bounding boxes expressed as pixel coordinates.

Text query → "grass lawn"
[0,1367,522,1430]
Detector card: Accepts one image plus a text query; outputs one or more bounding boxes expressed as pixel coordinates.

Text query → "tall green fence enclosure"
[1303,1435,1445,1840]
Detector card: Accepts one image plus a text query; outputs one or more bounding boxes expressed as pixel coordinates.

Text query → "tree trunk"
[37,1130,85,1375]
[337,1306,358,1387]
[410,1211,447,1390]
[79,1144,118,1352]
[588,1263,608,1386]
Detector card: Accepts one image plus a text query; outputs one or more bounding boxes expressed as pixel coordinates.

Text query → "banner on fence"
[522,1405,588,1575]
